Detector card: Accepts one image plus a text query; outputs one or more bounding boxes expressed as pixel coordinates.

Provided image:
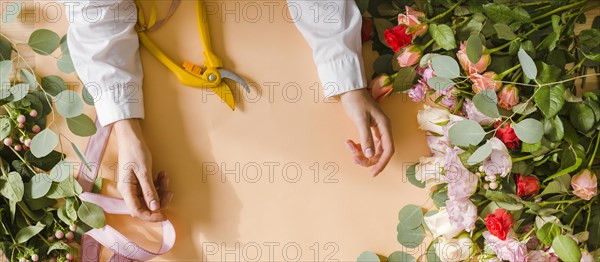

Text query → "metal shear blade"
[218,69,251,93]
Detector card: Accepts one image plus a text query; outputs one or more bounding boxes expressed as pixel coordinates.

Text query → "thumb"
[137,166,161,212]
[356,119,375,158]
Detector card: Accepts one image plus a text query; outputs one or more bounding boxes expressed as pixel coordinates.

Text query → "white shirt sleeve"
[65,0,144,126]
[287,0,367,98]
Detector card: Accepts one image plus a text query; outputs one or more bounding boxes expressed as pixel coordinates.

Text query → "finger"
[346,140,373,166]
[118,180,165,222]
[345,140,364,157]
[371,117,395,177]
[136,165,161,212]
[356,118,375,158]
[155,171,173,208]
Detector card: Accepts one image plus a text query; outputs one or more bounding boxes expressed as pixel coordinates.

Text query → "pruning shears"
[135,0,250,110]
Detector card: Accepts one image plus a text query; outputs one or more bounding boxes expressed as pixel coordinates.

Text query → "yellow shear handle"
[197,0,222,69]
[135,1,235,110]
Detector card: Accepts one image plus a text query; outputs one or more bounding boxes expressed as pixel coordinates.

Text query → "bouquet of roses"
[357,0,600,261]
[1,4,106,261]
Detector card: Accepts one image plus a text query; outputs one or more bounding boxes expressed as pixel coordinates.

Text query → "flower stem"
[429,0,465,22]
[588,130,600,168]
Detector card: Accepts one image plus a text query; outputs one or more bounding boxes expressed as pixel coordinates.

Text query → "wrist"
[113,119,144,142]
[339,88,368,103]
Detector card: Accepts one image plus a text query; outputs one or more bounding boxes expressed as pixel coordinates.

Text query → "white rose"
[418,105,450,134]
[581,249,594,262]
[423,208,463,240]
[415,156,445,192]
[434,235,474,262]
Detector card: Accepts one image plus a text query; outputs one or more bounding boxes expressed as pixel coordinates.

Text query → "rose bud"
[397,6,428,38]
[397,45,422,67]
[384,25,412,52]
[498,84,519,110]
[457,41,491,75]
[368,74,393,103]
[495,122,521,149]
[571,169,598,201]
[470,72,502,94]
[516,174,540,197]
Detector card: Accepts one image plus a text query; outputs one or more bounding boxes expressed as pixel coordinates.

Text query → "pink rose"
[367,75,394,103]
[498,85,519,110]
[397,6,428,38]
[446,198,478,232]
[397,45,422,67]
[421,65,434,83]
[470,72,502,94]
[483,231,528,262]
[440,95,457,111]
[571,169,598,200]
[464,99,494,125]
[457,41,491,75]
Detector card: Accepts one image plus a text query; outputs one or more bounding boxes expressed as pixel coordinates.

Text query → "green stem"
[531,0,588,22]
[538,198,584,206]
[588,130,600,168]
[496,64,522,79]
[429,0,465,22]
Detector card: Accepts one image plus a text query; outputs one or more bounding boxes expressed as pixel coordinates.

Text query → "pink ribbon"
[77,120,176,261]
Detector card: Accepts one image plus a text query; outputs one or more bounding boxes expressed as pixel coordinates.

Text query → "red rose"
[495,122,520,149]
[384,25,412,52]
[516,175,540,197]
[361,17,373,43]
[485,208,513,241]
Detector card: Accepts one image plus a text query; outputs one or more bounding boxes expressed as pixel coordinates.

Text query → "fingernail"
[352,159,360,165]
[149,200,159,211]
[167,192,174,202]
[165,177,170,187]
[346,143,354,152]
[364,148,374,158]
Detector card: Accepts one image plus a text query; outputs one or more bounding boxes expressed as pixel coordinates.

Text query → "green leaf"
[427,77,455,92]
[518,48,538,80]
[71,142,91,172]
[466,34,483,64]
[57,54,75,74]
[513,119,544,143]
[387,251,416,262]
[20,68,37,90]
[448,120,486,146]
[67,114,96,137]
[537,223,561,246]
[393,67,417,92]
[570,103,596,133]
[534,84,565,119]
[374,18,395,49]
[46,180,76,199]
[429,24,457,51]
[398,205,423,229]
[28,29,60,56]
[15,222,45,244]
[552,235,581,262]
[47,241,77,255]
[55,90,83,118]
[10,83,29,101]
[543,116,564,142]
[92,176,103,193]
[579,29,600,49]
[30,128,58,158]
[431,55,460,79]
[540,180,568,196]
[473,89,500,118]
[57,198,77,224]
[49,161,73,182]
[0,37,11,61]
[467,140,492,165]
[406,164,425,188]
[396,225,425,248]
[41,75,66,96]
[78,200,106,228]
[494,23,517,40]
[0,117,11,140]
[1,2,21,23]
[25,150,63,172]
[0,171,24,201]
[357,251,381,262]
[483,4,515,24]
[30,173,52,199]
[0,60,12,84]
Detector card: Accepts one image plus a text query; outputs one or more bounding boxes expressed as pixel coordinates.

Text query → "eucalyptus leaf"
[55,90,83,118]
[0,171,24,201]
[513,119,544,143]
[431,55,460,78]
[396,225,425,249]
[427,77,455,91]
[28,29,60,56]
[467,140,493,165]
[71,142,91,172]
[57,54,75,74]
[473,90,500,118]
[19,69,37,90]
[466,34,483,64]
[49,161,73,182]
[398,205,424,229]
[41,75,66,96]
[387,251,416,262]
[10,83,29,101]
[30,173,52,199]
[15,223,45,244]
[0,60,13,85]
[67,114,96,137]
[357,251,381,262]
[0,117,11,140]
[78,200,106,228]
[448,120,486,146]
[518,48,538,80]
[30,128,59,158]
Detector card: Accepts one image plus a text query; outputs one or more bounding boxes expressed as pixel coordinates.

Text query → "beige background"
[25,1,432,261]
[11,1,596,261]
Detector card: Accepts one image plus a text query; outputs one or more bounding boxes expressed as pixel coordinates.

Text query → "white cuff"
[317,54,367,98]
